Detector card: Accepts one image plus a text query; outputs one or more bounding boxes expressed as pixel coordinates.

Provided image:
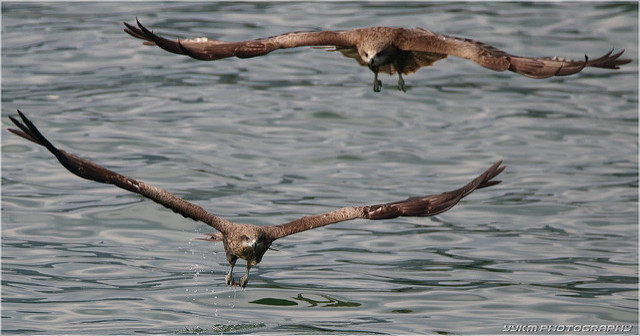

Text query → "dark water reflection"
[2,2,637,334]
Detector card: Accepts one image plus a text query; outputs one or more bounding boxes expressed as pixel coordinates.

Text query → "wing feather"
[507,48,631,79]
[396,28,631,78]
[125,19,357,61]
[8,111,234,234]
[264,160,505,240]
[363,160,504,219]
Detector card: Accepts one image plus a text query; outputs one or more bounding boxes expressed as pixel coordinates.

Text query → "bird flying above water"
[124,19,631,92]
[8,111,505,287]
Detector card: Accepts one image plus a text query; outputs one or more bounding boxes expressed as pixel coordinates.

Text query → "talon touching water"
[9,111,504,287]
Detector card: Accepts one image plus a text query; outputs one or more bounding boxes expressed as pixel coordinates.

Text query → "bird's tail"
[196,232,224,242]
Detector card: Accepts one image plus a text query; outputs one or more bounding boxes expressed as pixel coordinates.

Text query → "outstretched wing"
[8,111,234,234]
[124,19,357,61]
[265,160,505,240]
[396,28,631,78]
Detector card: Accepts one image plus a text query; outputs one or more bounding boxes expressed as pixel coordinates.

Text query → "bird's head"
[240,233,265,251]
[360,44,397,69]
[235,227,272,265]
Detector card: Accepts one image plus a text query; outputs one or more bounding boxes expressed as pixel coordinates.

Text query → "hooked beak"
[368,60,378,72]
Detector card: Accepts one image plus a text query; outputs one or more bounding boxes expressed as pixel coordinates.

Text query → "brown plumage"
[124,19,631,92]
[8,111,505,287]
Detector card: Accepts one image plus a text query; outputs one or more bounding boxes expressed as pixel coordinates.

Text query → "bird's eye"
[241,235,249,241]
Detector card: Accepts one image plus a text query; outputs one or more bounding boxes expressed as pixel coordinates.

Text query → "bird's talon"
[398,79,406,92]
[239,275,249,288]
[373,79,382,92]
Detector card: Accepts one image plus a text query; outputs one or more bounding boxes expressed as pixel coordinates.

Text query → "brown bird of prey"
[124,19,630,92]
[8,111,505,287]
